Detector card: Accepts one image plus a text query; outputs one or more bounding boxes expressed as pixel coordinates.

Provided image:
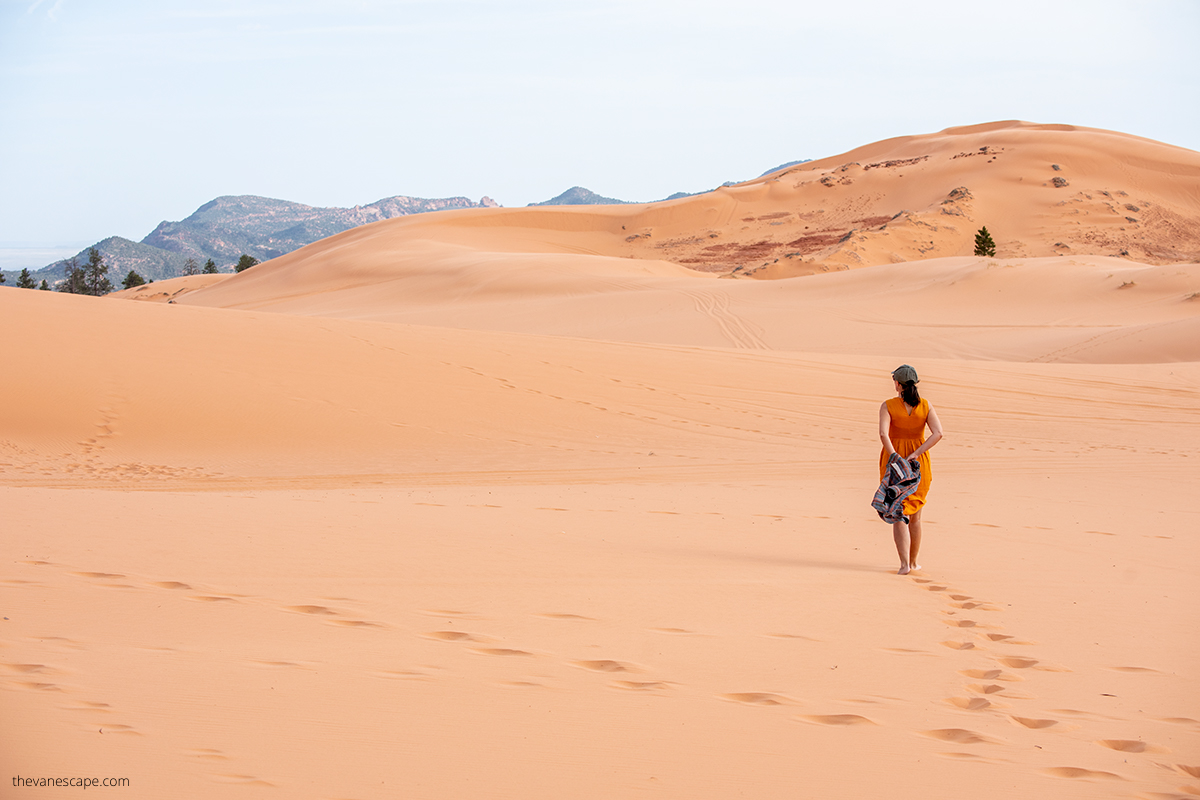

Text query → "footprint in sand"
[944,619,978,628]
[151,581,192,590]
[186,749,229,762]
[1096,739,1165,753]
[923,728,998,744]
[960,668,1022,682]
[1173,764,1200,778]
[1040,767,1124,781]
[721,692,790,706]
[421,609,475,619]
[615,681,671,692]
[537,613,595,621]
[1,663,54,675]
[941,641,976,650]
[998,656,1039,669]
[967,683,1006,695]
[471,648,533,657]
[574,660,634,673]
[800,714,875,726]
[948,697,994,711]
[1010,716,1059,729]
[424,631,479,642]
[284,605,336,615]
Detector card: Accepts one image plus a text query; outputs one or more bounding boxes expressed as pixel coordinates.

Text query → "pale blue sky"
[1,0,1197,253]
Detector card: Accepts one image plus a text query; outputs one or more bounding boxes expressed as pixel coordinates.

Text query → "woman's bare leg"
[892,520,911,574]
[908,510,923,570]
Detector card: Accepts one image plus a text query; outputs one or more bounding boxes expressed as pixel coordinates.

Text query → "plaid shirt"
[872,453,921,524]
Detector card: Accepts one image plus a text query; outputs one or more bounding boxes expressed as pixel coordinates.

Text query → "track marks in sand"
[682,290,768,350]
[908,571,1181,790]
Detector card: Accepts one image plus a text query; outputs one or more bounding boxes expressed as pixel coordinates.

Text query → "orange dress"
[879,397,932,516]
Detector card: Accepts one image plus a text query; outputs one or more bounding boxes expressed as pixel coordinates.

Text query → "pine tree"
[16,268,37,289]
[58,256,88,294]
[39,280,49,290]
[234,254,259,273]
[202,258,218,274]
[974,227,997,257]
[122,270,147,289]
[82,248,114,295]
[183,257,200,276]
[0,272,5,284]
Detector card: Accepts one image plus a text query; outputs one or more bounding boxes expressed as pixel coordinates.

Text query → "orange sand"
[4,122,1199,799]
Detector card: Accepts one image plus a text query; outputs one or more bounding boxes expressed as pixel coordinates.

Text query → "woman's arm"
[909,405,944,460]
[879,402,896,456]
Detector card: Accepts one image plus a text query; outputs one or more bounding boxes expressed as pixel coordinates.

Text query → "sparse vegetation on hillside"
[57,256,87,294]
[58,249,114,295]
[84,248,114,295]
[974,226,997,257]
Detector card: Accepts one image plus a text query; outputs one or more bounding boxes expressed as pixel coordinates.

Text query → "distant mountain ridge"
[143,194,498,264]
[4,156,813,288]
[530,161,813,207]
[529,187,633,207]
[14,193,498,287]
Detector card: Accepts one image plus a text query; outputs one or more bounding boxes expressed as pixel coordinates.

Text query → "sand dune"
[167,120,1200,287]
[3,121,1199,799]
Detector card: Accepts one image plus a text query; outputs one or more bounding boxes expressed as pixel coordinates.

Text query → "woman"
[879,364,943,574]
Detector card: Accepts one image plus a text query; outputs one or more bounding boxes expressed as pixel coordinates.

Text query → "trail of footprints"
[6,560,1198,794]
[909,575,1197,792]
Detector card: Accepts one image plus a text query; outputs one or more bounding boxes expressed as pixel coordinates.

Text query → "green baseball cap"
[892,364,919,384]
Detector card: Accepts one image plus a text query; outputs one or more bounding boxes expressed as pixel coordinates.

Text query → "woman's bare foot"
[911,564,922,571]
[897,565,911,575]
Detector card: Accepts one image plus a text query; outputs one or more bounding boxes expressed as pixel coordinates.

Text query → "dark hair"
[900,380,921,407]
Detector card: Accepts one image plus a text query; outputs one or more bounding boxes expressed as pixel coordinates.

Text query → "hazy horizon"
[2,0,1197,253]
